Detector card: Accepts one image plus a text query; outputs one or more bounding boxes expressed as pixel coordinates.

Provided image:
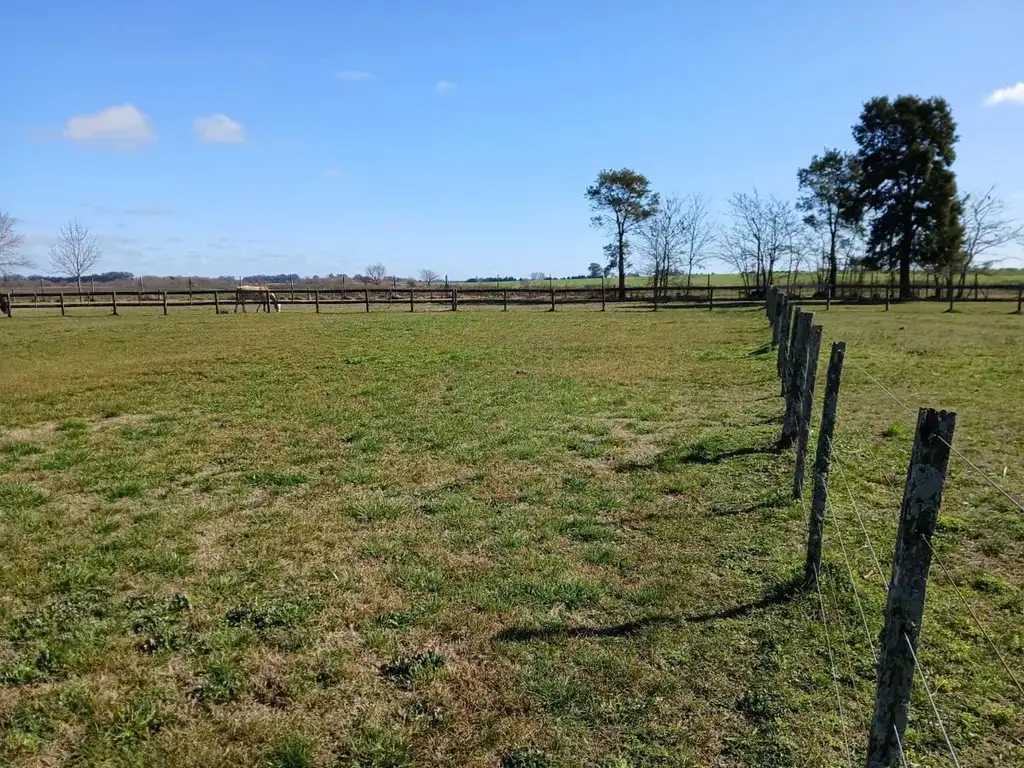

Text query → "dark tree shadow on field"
[680,443,779,465]
[493,574,805,643]
[747,344,772,357]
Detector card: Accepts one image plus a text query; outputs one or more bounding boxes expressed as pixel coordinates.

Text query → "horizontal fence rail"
[4,281,1024,317]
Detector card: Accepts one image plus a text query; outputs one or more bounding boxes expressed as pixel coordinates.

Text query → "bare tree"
[956,187,1024,297]
[640,196,686,304]
[50,219,101,292]
[718,191,800,294]
[680,193,715,291]
[0,210,31,278]
[419,269,440,288]
[365,262,387,285]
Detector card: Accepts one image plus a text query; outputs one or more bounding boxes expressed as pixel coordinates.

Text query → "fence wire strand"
[827,437,890,591]
[903,632,963,767]
[813,564,855,768]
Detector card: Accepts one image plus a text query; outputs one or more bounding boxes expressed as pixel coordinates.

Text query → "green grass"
[0,304,1021,766]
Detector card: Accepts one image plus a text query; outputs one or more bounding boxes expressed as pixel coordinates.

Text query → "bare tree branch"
[365,263,387,285]
[957,187,1024,295]
[49,219,101,292]
[418,269,440,288]
[681,193,715,290]
[640,196,687,302]
[719,191,800,294]
[0,210,32,277]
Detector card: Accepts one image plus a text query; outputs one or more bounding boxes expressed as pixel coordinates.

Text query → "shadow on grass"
[711,489,791,517]
[616,439,779,473]
[494,574,804,643]
[747,344,772,357]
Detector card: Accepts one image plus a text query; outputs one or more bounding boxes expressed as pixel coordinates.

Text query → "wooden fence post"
[410,289,415,312]
[188,277,193,306]
[503,288,508,312]
[138,278,143,303]
[59,292,65,317]
[708,275,714,310]
[111,291,118,316]
[780,309,814,448]
[973,272,979,300]
[452,288,458,311]
[776,298,792,387]
[214,292,220,313]
[5,292,11,317]
[866,408,956,767]
[315,290,321,313]
[290,280,295,301]
[1017,286,1023,314]
[793,324,823,498]
[805,341,845,583]
[364,287,370,313]
[162,291,168,315]
[550,286,556,312]
[601,277,606,312]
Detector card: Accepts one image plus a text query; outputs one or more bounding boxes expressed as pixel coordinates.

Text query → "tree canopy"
[852,95,963,297]
[586,169,659,299]
[797,149,861,292]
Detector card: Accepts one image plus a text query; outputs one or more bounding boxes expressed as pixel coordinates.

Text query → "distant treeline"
[18,271,136,284]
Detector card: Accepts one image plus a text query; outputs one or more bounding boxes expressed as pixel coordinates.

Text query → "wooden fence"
[4,281,1024,317]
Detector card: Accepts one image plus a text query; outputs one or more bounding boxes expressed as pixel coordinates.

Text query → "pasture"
[0,305,1021,767]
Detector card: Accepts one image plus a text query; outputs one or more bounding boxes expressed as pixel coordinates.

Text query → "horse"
[234,285,281,313]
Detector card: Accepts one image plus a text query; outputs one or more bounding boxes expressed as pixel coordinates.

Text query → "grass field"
[1,304,1021,766]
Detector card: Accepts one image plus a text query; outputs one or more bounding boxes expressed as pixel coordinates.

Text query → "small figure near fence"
[233,285,281,313]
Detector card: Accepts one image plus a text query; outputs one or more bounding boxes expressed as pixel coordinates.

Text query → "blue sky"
[4,0,1024,279]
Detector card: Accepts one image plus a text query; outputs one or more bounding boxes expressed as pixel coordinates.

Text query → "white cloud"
[984,82,1024,106]
[435,80,457,94]
[194,113,245,143]
[337,70,374,82]
[324,168,341,179]
[63,105,155,144]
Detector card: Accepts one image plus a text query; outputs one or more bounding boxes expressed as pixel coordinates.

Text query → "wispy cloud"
[337,70,374,82]
[324,168,341,180]
[984,82,1024,106]
[194,113,245,143]
[435,80,457,94]
[63,105,155,145]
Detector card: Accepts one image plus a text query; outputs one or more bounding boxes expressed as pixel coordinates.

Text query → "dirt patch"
[0,421,59,443]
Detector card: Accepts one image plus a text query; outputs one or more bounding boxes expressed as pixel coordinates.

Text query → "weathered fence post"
[708,275,714,310]
[188,277,193,306]
[780,309,814,448]
[601,277,606,312]
[452,287,458,312]
[866,408,956,768]
[315,290,321,314]
[5,292,11,317]
[162,291,168,315]
[59,292,65,317]
[364,287,370,313]
[973,272,979,300]
[409,288,415,312]
[139,278,143,303]
[1017,286,1023,314]
[111,291,118,316]
[776,298,792,387]
[290,279,295,301]
[783,305,803,397]
[550,285,556,312]
[805,341,845,583]
[214,291,220,313]
[793,324,823,498]
[503,288,508,312]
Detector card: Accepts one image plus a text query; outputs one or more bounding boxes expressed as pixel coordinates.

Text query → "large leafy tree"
[797,149,861,293]
[586,169,659,299]
[852,95,963,298]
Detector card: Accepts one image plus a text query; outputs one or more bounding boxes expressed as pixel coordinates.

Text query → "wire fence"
[765,285,1023,766]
